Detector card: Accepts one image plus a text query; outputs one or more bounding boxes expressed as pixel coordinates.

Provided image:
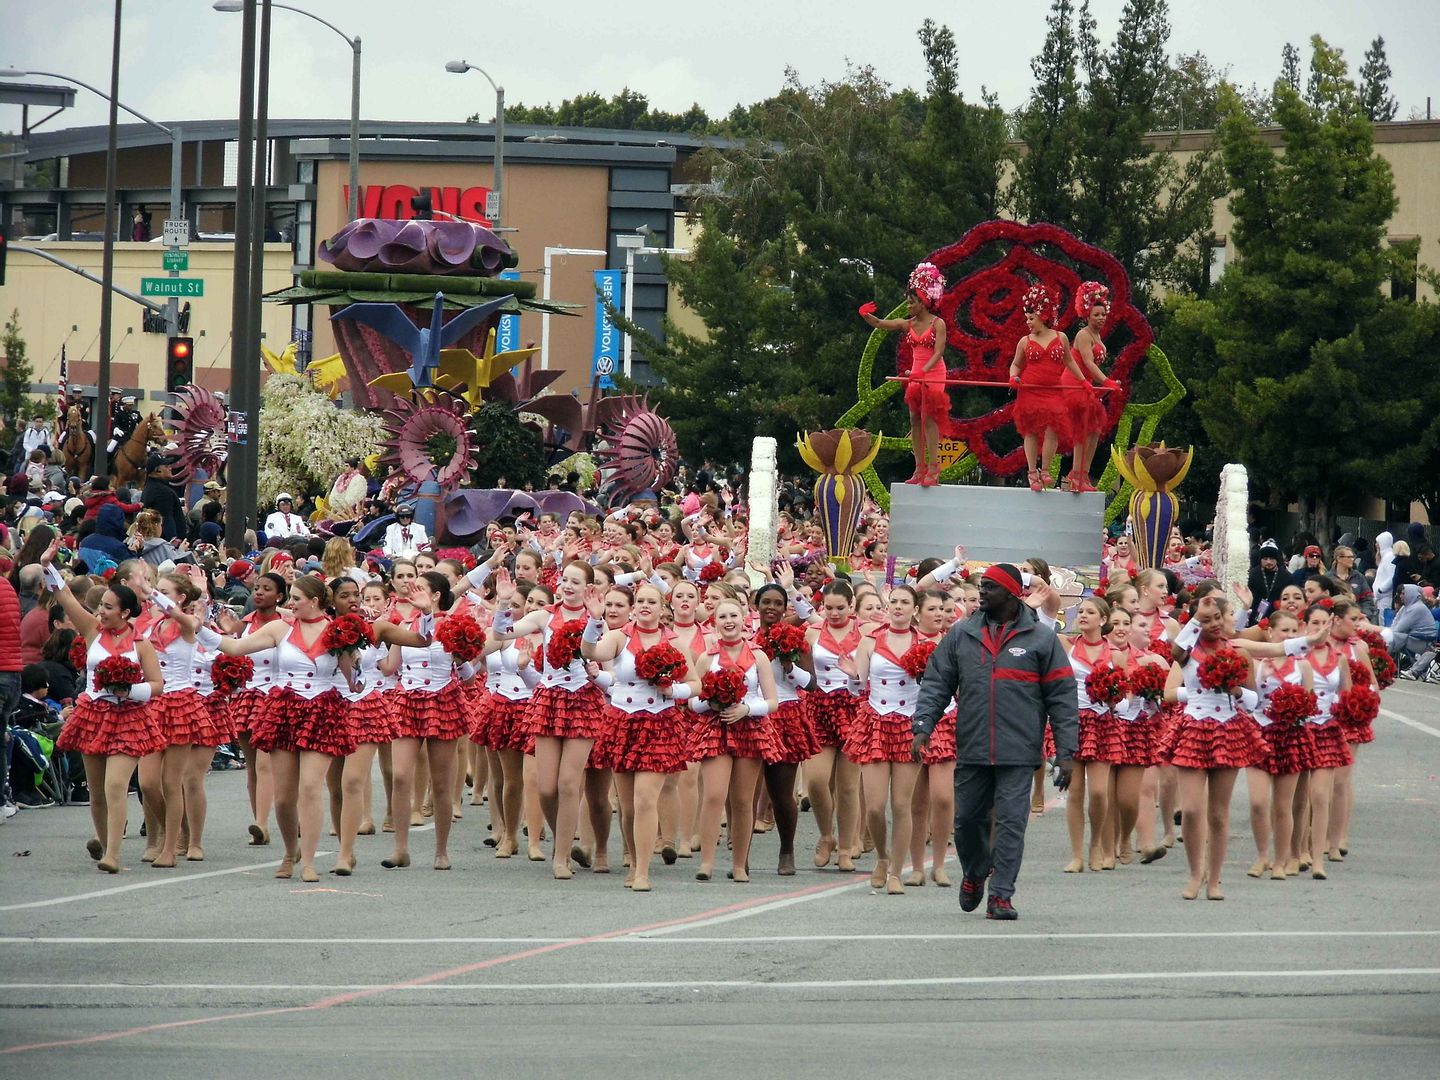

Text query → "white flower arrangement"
[1213,463,1250,607]
[258,375,387,510]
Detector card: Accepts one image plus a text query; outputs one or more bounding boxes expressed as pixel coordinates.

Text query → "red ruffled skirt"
[523,683,608,741]
[57,697,166,758]
[1158,709,1268,770]
[392,680,468,741]
[597,705,689,774]
[688,709,779,762]
[1042,723,1056,760]
[469,694,535,753]
[349,692,398,745]
[230,688,270,736]
[905,367,949,418]
[157,688,233,747]
[843,703,916,765]
[1260,719,1317,776]
[1014,360,1070,439]
[806,690,856,749]
[1057,369,1106,451]
[921,709,957,765]
[1076,707,1127,763]
[1306,718,1353,770]
[765,699,821,765]
[1114,713,1160,767]
[249,688,354,757]
[1340,712,1375,745]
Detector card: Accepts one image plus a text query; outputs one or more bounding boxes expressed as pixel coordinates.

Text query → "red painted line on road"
[4,876,858,1055]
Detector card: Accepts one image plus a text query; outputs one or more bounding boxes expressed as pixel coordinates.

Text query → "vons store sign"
[342,184,494,223]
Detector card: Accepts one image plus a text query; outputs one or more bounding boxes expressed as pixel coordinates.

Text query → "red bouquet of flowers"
[899,640,936,680]
[68,636,89,673]
[756,622,808,665]
[321,613,375,657]
[1197,648,1248,693]
[1331,684,1380,727]
[700,667,747,711]
[436,613,486,662]
[94,655,144,696]
[1265,682,1318,727]
[1353,629,1396,689]
[698,561,724,583]
[211,654,255,697]
[546,619,588,671]
[636,642,687,689]
[1085,665,1129,706]
[1126,664,1167,702]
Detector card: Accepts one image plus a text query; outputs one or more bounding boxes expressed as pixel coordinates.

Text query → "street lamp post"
[0,67,185,337]
[213,0,361,220]
[619,238,690,379]
[444,61,503,227]
[540,246,606,370]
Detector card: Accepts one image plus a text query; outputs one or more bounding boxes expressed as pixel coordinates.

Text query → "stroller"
[8,726,69,806]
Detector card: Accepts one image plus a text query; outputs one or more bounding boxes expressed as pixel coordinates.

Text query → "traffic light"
[0,226,7,287]
[166,336,194,392]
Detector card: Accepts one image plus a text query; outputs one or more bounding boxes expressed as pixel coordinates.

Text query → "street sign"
[485,190,500,220]
[141,277,204,298]
[162,219,189,248]
[162,250,189,271]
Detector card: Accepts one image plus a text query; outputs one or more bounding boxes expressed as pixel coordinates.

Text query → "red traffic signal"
[166,335,194,392]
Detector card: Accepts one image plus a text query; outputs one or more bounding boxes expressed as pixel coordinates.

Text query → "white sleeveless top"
[273,626,339,700]
[608,637,678,715]
[398,638,456,694]
[811,625,861,695]
[537,605,593,692]
[338,642,390,702]
[241,613,282,693]
[146,625,196,693]
[1180,653,1245,722]
[865,650,920,717]
[485,642,541,702]
[192,638,217,697]
[1307,650,1345,726]
[81,631,142,704]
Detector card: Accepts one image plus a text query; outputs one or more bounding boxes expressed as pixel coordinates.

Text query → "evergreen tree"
[1011,0,1084,229]
[0,308,35,426]
[1278,42,1302,94]
[1358,36,1399,122]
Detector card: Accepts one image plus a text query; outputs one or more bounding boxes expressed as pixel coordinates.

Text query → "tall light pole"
[214,0,361,220]
[0,67,184,336]
[444,60,503,227]
[619,237,689,379]
[540,246,606,370]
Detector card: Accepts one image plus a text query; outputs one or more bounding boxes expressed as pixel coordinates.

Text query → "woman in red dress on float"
[42,540,165,873]
[1010,284,1091,492]
[859,261,948,486]
[495,560,609,880]
[1062,281,1122,493]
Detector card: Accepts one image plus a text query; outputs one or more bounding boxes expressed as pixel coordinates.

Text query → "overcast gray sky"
[4,0,1437,131]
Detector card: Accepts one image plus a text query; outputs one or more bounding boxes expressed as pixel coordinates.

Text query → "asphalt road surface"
[3,685,1439,1079]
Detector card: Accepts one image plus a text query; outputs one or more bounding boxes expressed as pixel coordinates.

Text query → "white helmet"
[276,492,294,505]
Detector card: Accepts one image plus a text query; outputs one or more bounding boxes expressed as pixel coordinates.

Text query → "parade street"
[3,683,1438,1080]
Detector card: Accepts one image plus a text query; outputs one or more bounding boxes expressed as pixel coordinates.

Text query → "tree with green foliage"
[1011,0,1084,229]
[1358,36,1399,122]
[1,308,40,426]
[1279,42,1303,94]
[490,88,721,135]
[1182,36,1428,536]
[471,401,546,490]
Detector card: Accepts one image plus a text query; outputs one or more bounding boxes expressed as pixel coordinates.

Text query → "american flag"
[57,344,68,405]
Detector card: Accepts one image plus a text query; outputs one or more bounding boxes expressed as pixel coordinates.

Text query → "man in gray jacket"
[912,564,1078,920]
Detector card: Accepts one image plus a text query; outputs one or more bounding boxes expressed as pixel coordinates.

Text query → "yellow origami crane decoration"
[261,342,300,376]
[433,328,540,410]
[306,353,348,399]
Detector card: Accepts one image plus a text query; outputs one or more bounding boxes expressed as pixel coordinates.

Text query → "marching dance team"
[28,488,1398,918]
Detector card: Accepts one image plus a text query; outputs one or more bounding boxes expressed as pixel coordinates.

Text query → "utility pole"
[225,0,259,550]
[95,0,122,481]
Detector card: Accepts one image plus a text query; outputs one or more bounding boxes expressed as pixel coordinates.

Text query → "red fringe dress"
[57,629,166,758]
[248,623,354,757]
[471,639,541,753]
[1305,649,1354,770]
[1156,646,1268,770]
[764,650,822,766]
[1255,658,1318,776]
[1070,640,1127,765]
[808,621,861,749]
[148,617,229,748]
[1013,334,1072,438]
[844,629,922,765]
[1335,637,1376,745]
[229,610,285,737]
[1112,649,1164,767]
[522,604,608,742]
[1060,339,1107,451]
[343,642,399,746]
[594,628,690,774]
[903,320,947,418]
[688,640,779,761]
[390,621,468,741]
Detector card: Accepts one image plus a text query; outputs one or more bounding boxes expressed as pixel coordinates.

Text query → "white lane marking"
[1380,706,1440,740]
[6,969,1440,992]
[633,878,871,935]
[0,850,335,913]
[4,930,1440,946]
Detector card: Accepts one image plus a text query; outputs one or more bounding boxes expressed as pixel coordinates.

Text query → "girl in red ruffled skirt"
[1327,599,1375,862]
[1062,597,1128,873]
[905,590,954,888]
[804,581,863,872]
[1247,611,1317,880]
[43,539,165,873]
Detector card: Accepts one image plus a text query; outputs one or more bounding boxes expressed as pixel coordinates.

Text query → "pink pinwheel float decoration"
[377,390,479,492]
[593,395,679,501]
[164,385,229,486]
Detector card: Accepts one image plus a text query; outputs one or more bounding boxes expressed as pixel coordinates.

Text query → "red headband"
[982,564,1024,598]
